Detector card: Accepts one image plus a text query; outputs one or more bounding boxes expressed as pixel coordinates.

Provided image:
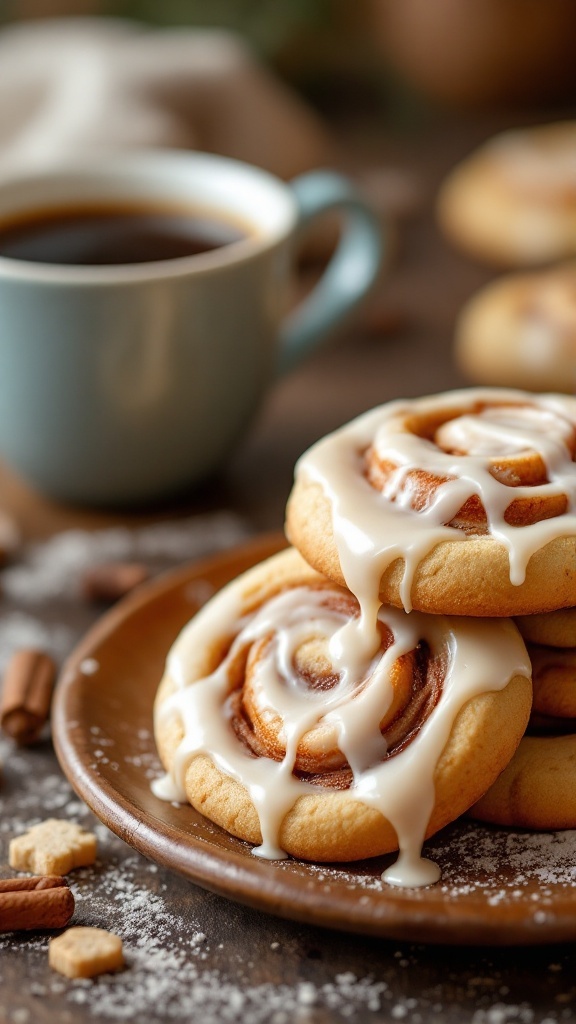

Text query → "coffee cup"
[0,150,383,505]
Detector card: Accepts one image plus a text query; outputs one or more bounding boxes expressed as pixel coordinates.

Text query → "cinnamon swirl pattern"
[154,548,531,886]
[437,121,576,266]
[286,389,576,617]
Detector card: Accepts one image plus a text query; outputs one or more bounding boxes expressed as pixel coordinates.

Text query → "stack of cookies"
[286,387,576,840]
[154,386,576,885]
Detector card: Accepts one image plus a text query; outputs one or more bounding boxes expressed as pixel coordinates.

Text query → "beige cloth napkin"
[0,17,334,179]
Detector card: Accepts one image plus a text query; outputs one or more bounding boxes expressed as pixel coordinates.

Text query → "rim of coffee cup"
[0,149,297,283]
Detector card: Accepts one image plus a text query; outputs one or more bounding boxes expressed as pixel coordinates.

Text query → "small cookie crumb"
[9,819,97,875]
[49,926,124,979]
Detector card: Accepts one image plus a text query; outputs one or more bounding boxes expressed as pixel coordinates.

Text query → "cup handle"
[277,170,385,375]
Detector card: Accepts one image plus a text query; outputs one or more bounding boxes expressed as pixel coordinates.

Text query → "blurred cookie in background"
[437,122,576,267]
[455,263,576,392]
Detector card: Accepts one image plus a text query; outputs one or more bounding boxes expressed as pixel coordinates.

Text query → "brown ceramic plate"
[53,533,576,945]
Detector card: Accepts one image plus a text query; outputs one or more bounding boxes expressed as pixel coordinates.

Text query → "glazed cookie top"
[286,388,576,621]
[154,548,530,888]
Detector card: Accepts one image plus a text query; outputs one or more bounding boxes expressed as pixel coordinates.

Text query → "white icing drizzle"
[434,406,573,457]
[152,388,560,889]
[154,572,530,888]
[296,389,576,615]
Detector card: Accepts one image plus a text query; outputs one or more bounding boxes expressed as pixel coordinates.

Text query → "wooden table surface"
[2,104,576,1024]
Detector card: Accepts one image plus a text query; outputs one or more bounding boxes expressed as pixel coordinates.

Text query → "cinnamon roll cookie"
[455,263,576,393]
[286,388,576,617]
[528,643,576,722]
[437,121,576,266]
[516,605,576,648]
[154,547,531,885]
[473,610,576,828]
[517,615,576,723]
[471,734,576,830]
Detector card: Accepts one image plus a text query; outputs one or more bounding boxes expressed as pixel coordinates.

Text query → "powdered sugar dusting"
[80,659,100,676]
[0,748,390,1021]
[268,821,576,903]
[3,732,576,1022]
[1,515,248,605]
[433,824,576,892]
[0,612,75,672]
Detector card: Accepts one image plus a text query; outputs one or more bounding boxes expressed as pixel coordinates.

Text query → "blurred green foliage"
[0,1,16,21]
[0,0,381,114]
[100,0,333,56]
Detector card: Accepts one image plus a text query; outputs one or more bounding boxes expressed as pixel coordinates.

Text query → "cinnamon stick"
[0,510,20,568]
[80,561,150,603]
[0,650,56,745]
[0,876,74,932]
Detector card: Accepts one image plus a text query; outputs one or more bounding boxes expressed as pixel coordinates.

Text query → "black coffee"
[0,203,248,265]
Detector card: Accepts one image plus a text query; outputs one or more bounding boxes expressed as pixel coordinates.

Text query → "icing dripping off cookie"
[153,555,530,888]
[294,389,576,624]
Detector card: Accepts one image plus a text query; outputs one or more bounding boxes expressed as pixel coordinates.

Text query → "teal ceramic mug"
[0,150,383,505]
